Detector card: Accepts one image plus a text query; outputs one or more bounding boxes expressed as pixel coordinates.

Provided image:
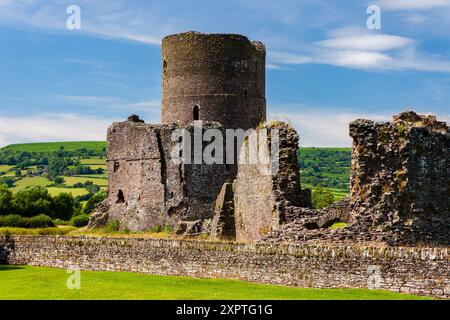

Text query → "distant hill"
[298,147,352,193]
[2,141,107,153]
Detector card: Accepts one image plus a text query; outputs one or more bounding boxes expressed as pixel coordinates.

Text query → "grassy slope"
[10,176,52,192]
[0,265,429,300]
[3,141,106,153]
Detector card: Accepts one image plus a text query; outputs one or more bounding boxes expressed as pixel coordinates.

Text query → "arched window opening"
[114,162,120,172]
[193,105,200,121]
[163,59,167,71]
[116,190,125,204]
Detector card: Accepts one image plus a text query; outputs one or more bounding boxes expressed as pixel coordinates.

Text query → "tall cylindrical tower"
[161,31,266,130]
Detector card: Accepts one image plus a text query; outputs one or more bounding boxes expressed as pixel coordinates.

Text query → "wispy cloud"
[377,0,450,10]
[57,95,161,114]
[269,28,450,73]
[2,1,450,74]
[317,34,414,51]
[0,0,163,45]
[0,113,110,147]
[269,107,449,147]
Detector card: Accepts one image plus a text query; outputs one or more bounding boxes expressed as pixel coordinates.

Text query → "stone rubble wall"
[107,119,230,232]
[233,123,311,241]
[0,236,448,298]
[349,111,450,243]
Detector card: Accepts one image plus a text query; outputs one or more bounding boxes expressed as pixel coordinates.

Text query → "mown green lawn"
[0,265,429,300]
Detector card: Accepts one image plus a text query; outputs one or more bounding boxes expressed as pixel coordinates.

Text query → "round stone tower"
[161,31,266,130]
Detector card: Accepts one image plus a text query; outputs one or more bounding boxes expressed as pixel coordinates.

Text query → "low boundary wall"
[0,236,448,298]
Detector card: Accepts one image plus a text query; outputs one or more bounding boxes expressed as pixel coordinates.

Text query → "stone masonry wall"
[349,111,450,244]
[0,236,448,298]
[162,32,266,130]
[233,122,311,241]
[107,119,230,232]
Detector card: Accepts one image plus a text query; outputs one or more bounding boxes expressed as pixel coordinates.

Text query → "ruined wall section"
[162,32,266,130]
[107,119,230,232]
[349,111,450,243]
[107,121,183,231]
[234,123,311,241]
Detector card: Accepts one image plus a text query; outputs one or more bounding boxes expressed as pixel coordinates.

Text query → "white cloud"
[268,110,388,147]
[404,14,428,24]
[378,0,450,10]
[320,50,392,69]
[0,0,163,45]
[317,34,414,51]
[268,108,449,147]
[0,113,110,147]
[269,29,450,73]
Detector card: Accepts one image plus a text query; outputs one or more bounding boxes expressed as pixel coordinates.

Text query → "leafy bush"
[0,215,26,228]
[0,214,55,228]
[312,186,335,209]
[27,214,55,228]
[70,214,90,228]
[83,191,107,214]
[53,218,70,226]
[105,220,120,232]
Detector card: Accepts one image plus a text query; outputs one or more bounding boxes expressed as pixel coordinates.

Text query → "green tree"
[312,185,334,209]
[52,193,74,220]
[0,186,13,215]
[83,191,107,215]
[12,186,53,217]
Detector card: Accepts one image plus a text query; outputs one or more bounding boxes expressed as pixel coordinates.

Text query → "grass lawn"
[3,141,106,153]
[79,158,106,165]
[0,265,429,300]
[62,176,108,187]
[47,187,90,197]
[10,176,52,193]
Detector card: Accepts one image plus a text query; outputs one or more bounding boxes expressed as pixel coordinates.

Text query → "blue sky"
[0,0,449,147]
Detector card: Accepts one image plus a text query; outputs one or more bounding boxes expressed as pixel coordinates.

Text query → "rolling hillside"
[3,141,107,153]
[1,141,352,202]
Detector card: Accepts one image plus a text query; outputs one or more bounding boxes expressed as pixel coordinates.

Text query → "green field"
[47,187,90,197]
[0,165,14,172]
[79,158,106,165]
[3,141,106,153]
[0,265,428,300]
[62,176,108,187]
[10,176,52,192]
[304,184,349,201]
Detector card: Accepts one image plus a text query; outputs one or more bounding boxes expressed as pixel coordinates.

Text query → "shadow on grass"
[0,265,23,271]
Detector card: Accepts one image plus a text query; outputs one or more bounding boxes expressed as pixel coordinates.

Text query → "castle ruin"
[92,31,449,246]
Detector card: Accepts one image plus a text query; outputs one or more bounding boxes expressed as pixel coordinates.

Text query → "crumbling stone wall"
[107,117,230,231]
[162,32,266,130]
[349,111,450,243]
[1,236,448,298]
[263,111,449,246]
[233,123,311,241]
